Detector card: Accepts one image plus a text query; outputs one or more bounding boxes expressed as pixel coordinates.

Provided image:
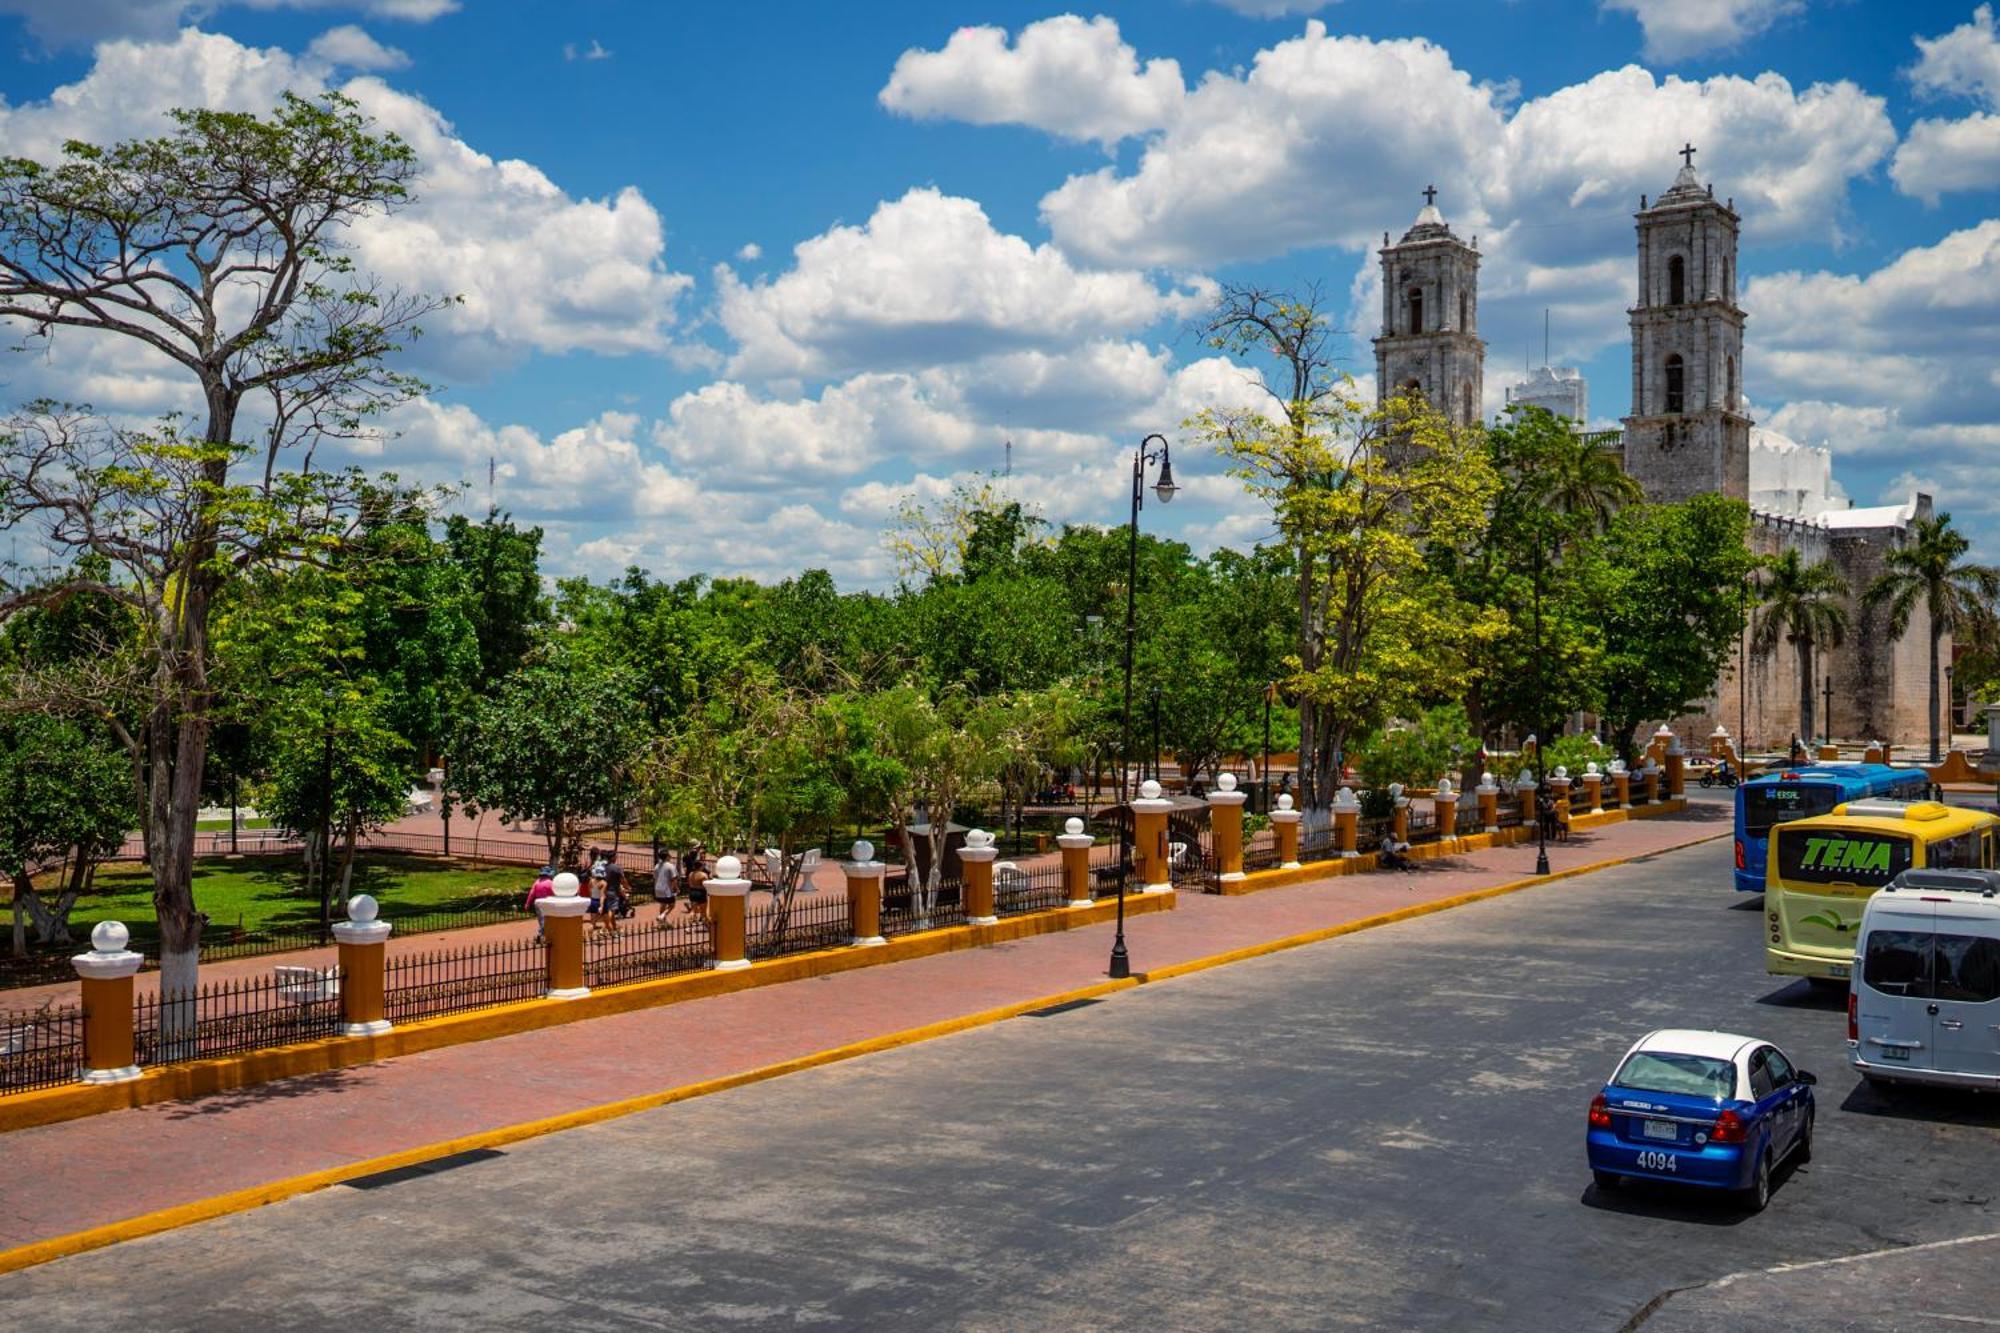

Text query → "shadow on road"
[1728,895,1764,912]
[1580,1180,1753,1227]
[1839,1079,2000,1129]
[1754,980,1845,1011]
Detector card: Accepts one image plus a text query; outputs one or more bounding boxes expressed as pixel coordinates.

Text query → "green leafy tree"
[1193,284,1503,806]
[260,680,411,929]
[1352,704,1480,792]
[0,713,134,954]
[1863,513,2000,760]
[1750,546,1850,750]
[0,93,447,1002]
[854,684,1004,924]
[1582,497,1755,760]
[448,650,639,866]
[443,512,549,693]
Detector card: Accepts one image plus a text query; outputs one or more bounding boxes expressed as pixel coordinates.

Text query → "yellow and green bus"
[1766,800,2000,983]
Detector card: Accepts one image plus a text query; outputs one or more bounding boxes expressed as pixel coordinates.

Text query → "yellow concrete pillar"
[845,841,887,946]
[1864,741,1885,765]
[1582,768,1604,814]
[1709,725,1732,760]
[705,857,751,971]
[1270,793,1302,869]
[332,894,392,1036]
[1477,774,1501,833]
[960,829,999,925]
[1611,768,1631,809]
[1434,778,1460,841]
[1207,775,1248,885]
[1393,789,1413,843]
[1517,775,1537,826]
[539,872,592,998]
[1816,743,1837,761]
[1642,765,1661,803]
[73,922,142,1084]
[1058,817,1095,907]
[1333,787,1360,859]
[1131,779,1175,893]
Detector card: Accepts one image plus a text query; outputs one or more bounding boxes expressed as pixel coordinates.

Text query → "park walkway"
[0,804,1727,1257]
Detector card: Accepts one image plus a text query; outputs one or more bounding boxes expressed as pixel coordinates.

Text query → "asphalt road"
[4,837,1996,1332]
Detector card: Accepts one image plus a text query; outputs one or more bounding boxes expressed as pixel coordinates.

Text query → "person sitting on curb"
[1378,833,1414,872]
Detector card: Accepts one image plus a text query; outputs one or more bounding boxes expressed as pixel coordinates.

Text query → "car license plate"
[1642,1120,1677,1140]
[1828,963,1851,979]
[1880,1045,1911,1062]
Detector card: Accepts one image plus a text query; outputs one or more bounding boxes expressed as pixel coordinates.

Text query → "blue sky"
[2,0,1997,586]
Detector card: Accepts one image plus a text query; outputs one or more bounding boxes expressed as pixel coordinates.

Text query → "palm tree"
[1864,513,2000,761]
[1751,549,1850,747]
[1534,430,1643,537]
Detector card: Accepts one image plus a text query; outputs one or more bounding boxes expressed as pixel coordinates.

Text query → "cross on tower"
[1679,142,1697,169]
[1422,184,1438,207]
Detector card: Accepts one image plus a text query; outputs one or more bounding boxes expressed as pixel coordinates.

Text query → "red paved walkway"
[0,807,1725,1255]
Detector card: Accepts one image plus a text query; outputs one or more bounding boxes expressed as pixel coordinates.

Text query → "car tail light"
[1589,1094,1612,1129]
[1848,992,1858,1042]
[1735,839,1746,870]
[1711,1109,1748,1144]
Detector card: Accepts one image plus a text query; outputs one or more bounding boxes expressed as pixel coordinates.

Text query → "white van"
[1848,868,2000,1090]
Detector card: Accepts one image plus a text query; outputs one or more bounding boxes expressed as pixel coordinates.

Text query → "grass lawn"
[192,817,275,832]
[82,853,533,949]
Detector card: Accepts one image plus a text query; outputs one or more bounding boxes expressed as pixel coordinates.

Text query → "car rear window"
[1869,930,2000,1002]
[1743,785,1840,838]
[1612,1051,1737,1100]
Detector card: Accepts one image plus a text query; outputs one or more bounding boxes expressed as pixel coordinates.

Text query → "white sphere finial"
[1554,765,1569,780]
[1436,776,1454,797]
[347,894,380,924]
[1277,793,1294,812]
[850,839,875,864]
[1064,816,1084,835]
[715,854,743,880]
[1139,779,1162,801]
[1586,761,1600,776]
[552,872,581,898]
[1217,772,1237,793]
[966,828,994,849]
[91,920,129,954]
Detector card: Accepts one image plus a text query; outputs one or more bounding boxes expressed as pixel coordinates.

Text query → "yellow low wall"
[0,891,1175,1136]
[1223,799,1689,895]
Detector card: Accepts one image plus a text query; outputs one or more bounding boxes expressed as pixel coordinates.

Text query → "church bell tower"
[1373,186,1484,429]
[1621,145,1751,503]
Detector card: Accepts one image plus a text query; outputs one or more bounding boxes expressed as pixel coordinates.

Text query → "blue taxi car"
[1585,1029,1816,1212]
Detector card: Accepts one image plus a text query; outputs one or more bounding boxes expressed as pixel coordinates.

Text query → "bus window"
[1742,785,1841,837]
[1929,833,1978,870]
[1984,831,1996,869]
[1775,827,1914,886]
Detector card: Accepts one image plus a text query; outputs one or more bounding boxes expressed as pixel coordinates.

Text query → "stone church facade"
[1374,158,1940,749]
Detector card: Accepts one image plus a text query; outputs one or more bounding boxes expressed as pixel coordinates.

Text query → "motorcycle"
[1699,761,1740,790]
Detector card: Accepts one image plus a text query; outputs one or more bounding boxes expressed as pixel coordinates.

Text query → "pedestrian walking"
[525,866,555,941]
[652,850,679,922]
[683,845,711,924]
[602,854,627,931]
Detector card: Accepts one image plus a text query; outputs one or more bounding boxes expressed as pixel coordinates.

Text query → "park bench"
[273,965,340,1006]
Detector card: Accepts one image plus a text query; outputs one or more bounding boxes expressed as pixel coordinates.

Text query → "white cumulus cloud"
[717,187,1212,380]
[1892,6,2000,202]
[306,24,410,70]
[0,29,694,367]
[0,0,456,47]
[880,15,1185,147]
[1599,0,1804,62]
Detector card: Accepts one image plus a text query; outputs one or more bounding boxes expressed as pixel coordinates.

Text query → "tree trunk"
[10,872,27,958]
[1929,626,1943,762]
[1797,639,1815,748]
[338,816,360,907]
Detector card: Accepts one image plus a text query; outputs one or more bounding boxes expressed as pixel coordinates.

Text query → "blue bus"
[1733,763,1930,893]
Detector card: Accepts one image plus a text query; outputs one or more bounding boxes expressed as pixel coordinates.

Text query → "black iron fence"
[881,875,968,934]
[584,914,711,989]
[134,968,346,1068]
[746,891,853,960]
[385,937,548,1024]
[995,861,1069,915]
[0,1001,84,1093]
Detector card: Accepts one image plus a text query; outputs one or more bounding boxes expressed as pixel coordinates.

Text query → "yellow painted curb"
[0,890,1175,1136]
[0,820,1722,1277]
[0,976,1140,1279]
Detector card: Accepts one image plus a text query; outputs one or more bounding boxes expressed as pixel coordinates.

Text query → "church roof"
[1820,499,1918,530]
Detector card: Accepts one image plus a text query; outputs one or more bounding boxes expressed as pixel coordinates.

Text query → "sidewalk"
[0,805,1726,1260]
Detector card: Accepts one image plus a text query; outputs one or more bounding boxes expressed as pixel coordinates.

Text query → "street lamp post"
[1823,670,1834,749]
[1533,534,1550,878]
[1261,682,1275,814]
[1113,432,1179,981]
[1945,664,1956,758]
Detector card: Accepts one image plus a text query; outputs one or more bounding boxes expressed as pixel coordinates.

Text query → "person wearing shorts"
[652,852,678,922]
